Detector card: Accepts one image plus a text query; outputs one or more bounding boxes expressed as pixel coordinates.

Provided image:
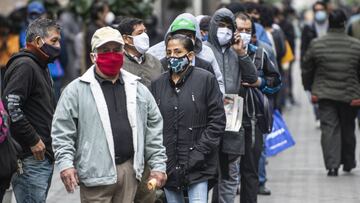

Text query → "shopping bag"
[265,110,295,156]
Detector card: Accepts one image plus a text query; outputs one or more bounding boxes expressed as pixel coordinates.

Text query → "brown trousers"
[80,159,138,203]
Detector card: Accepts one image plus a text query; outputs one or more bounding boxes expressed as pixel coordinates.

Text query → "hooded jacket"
[147,13,225,94]
[206,8,258,94]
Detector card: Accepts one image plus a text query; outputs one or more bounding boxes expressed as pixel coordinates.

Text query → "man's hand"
[31,139,46,160]
[148,171,167,188]
[311,95,318,104]
[232,31,247,56]
[60,168,79,193]
[242,77,262,88]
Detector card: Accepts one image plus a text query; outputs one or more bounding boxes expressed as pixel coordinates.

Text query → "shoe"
[343,162,356,172]
[327,168,338,176]
[258,185,271,195]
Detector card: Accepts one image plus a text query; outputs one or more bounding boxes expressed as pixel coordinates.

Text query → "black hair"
[90,0,108,21]
[165,34,194,53]
[200,16,211,31]
[243,2,260,13]
[328,9,347,29]
[235,13,256,36]
[259,5,274,28]
[117,17,144,35]
[26,18,61,42]
[312,1,327,12]
[226,2,245,14]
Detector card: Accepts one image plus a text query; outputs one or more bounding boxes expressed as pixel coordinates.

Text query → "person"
[19,1,47,48]
[51,26,167,203]
[241,2,272,46]
[300,1,329,127]
[159,18,215,75]
[2,18,61,203]
[0,15,20,90]
[196,15,211,42]
[235,13,281,202]
[206,8,260,203]
[302,9,360,177]
[151,33,226,203]
[147,13,225,94]
[117,17,163,88]
[117,17,163,203]
[85,0,110,68]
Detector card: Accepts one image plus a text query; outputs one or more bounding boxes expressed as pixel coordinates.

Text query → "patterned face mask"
[167,54,190,73]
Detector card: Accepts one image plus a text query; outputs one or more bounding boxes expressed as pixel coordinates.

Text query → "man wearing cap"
[147,13,225,94]
[20,1,47,48]
[51,26,167,202]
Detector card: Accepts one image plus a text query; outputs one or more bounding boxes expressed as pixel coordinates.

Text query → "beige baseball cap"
[91,26,124,51]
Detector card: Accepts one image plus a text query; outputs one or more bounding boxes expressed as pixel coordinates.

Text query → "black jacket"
[160,56,215,75]
[151,66,225,190]
[2,48,55,159]
[301,23,317,61]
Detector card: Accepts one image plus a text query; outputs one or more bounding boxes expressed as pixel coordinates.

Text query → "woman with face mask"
[151,34,226,203]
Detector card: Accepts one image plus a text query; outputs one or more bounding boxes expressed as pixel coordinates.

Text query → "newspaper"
[224,94,244,132]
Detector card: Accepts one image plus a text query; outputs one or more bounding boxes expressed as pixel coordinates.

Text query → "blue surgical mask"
[315,11,327,24]
[167,54,190,73]
[202,33,208,41]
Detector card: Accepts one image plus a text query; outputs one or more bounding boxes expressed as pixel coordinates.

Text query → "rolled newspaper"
[147,178,157,190]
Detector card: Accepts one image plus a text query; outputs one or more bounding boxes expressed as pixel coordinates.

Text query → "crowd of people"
[0,0,359,203]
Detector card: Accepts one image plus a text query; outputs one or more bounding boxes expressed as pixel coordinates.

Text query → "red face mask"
[95,52,124,77]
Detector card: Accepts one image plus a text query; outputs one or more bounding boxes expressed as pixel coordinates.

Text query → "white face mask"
[131,32,150,54]
[239,32,252,49]
[105,12,115,25]
[217,27,233,46]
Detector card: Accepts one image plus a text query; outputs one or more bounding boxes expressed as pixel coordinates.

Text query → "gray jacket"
[302,28,360,103]
[51,67,167,187]
[207,8,258,94]
[147,13,225,94]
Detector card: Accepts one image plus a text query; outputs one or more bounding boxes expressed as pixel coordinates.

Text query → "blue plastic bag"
[265,110,295,156]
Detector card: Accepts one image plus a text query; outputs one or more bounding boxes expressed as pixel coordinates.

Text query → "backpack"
[0,96,21,183]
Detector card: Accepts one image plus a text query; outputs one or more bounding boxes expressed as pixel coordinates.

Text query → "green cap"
[170,18,196,33]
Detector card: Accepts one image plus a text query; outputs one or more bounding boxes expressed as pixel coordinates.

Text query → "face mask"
[202,34,208,41]
[239,32,252,49]
[130,32,150,54]
[40,39,61,63]
[167,54,190,73]
[105,12,115,25]
[315,11,327,24]
[95,52,124,77]
[217,27,233,46]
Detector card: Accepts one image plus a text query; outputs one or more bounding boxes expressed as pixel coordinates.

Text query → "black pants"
[240,125,263,203]
[318,99,358,170]
[0,188,5,202]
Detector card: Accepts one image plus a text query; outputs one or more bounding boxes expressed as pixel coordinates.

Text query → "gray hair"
[26,18,61,43]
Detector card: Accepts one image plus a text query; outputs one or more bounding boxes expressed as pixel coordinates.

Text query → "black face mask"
[40,41,61,63]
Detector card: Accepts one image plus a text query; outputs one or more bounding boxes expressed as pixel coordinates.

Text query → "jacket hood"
[208,8,236,51]
[165,13,203,54]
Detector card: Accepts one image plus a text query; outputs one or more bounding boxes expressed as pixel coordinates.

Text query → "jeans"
[11,156,53,203]
[212,157,240,203]
[258,135,267,185]
[164,181,208,203]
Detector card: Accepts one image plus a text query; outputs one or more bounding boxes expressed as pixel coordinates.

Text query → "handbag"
[265,110,295,157]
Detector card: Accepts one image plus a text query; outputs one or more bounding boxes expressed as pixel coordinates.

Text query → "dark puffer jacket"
[151,66,225,190]
[302,28,360,103]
